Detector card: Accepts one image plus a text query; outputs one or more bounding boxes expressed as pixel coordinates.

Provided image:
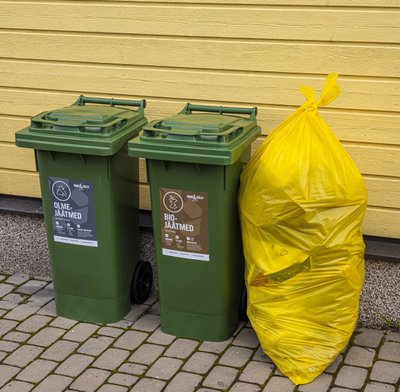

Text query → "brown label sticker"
[160,188,209,261]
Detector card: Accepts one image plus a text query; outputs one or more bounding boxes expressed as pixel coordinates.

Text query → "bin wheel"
[131,261,153,304]
[239,285,248,321]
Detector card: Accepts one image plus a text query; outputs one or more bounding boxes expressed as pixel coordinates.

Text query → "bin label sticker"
[160,188,209,261]
[49,177,98,247]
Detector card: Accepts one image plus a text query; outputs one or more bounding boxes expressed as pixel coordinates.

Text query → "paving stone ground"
[0,273,399,392]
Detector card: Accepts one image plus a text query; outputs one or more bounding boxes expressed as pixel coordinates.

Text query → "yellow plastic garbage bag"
[238,73,367,385]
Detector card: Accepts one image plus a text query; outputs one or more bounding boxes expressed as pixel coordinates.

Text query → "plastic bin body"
[128,104,260,340]
[16,96,147,323]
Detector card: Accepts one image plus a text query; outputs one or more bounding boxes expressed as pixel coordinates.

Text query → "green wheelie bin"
[15,96,153,323]
[128,103,261,341]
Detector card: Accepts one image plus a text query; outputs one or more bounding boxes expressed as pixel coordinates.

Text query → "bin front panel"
[148,150,250,341]
[37,148,139,323]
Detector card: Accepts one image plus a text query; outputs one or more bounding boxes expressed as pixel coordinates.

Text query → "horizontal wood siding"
[0,1,399,238]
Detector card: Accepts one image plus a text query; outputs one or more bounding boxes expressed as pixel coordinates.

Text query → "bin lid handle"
[181,103,257,120]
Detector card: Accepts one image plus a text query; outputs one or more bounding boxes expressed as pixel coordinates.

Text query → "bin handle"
[75,95,146,110]
[181,103,257,119]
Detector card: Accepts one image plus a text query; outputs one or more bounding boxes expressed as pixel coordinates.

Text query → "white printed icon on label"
[52,181,71,202]
[163,191,184,213]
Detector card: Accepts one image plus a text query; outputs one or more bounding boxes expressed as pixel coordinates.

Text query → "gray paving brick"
[164,338,199,359]
[3,344,44,367]
[4,331,31,342]
[146,357,183,380]
[202,365,238,390]
[0,320,18,338]
[113,330,148,351]
[129,343,164,365]
[3,293,28,304]
[27,286,54,306]
[147,327,175,345]
[63,323,98,342]
[77,335,113,356]
[1,380,34,392]
[31,374,73,392]
[233,328,260,348]
[325,354,343,373]
[219,346,253,367]
[97,385,128,392]
[93,348,130,371]
[263,376,295,392]
[386,331,400,343]
[16,280,47,295]
[107,319,133,329]
[50,316,78,330]
[364,382,396,392]
[0,308,6,317]
[97,326,124,338]
[253,346,273,363]
[148,301,160,315]
[0,340,19,352]
[330,388,357,392]
[199,338,232,354]
[230,382,261,392]
[16,315,52,333]
[370,360,400,384]
[240,361,274,385]
[118,362,147,376]
[132,313,160,332]
[354,328,384,348]
[36,300,56,316]
[0,351,7,362]
[0,283,15,298]
[130,378,166,392]
[70,368,111,392]
[16,359,58,383]
[5,274,30,286]
[335,365,368,389]
[344,345,375,367]
[55,354,95,377]
[378,341,400,362]
[41,340,79,361]
[108,373,138,387]
[183,351,218,374]
[0,274,5,281]
[0,365,20,388]
[3,304,40,321]
[298,373,333,392]
[197,389,220,392]
[0,300,18,310]
[28,326,65,347]
[165,371,202,392]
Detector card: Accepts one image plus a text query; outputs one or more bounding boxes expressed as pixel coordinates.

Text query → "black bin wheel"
[239,285,249,321]
[131,260,153,304]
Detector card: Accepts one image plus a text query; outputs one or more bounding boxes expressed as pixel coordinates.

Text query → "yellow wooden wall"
[0,0,399,238]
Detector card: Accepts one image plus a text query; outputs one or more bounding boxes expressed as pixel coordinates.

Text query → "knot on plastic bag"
[300,73,340,112]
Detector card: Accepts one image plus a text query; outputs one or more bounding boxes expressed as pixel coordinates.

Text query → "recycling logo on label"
[52,181,71,202]
[163,191,184,213]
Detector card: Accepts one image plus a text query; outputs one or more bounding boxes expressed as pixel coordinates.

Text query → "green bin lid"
[16,96,147,156]
[128,103,261,165]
